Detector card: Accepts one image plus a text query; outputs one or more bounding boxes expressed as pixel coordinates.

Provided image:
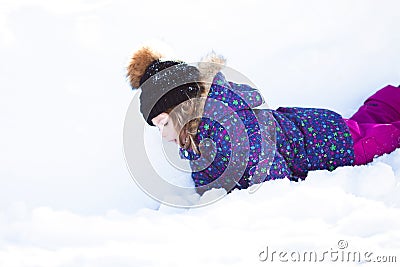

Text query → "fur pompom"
[127,47,163,89]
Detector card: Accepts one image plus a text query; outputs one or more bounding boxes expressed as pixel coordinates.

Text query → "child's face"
[151,112,179,145]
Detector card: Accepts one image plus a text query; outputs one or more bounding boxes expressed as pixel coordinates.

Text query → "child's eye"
[164,121,168,126]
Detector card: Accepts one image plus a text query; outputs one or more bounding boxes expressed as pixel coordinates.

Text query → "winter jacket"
[179,72,355,195]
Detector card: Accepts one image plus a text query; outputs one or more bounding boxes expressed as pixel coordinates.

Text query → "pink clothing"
[344,85,400,165]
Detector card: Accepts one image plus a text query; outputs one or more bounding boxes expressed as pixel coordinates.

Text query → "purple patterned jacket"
[179,72,355,195]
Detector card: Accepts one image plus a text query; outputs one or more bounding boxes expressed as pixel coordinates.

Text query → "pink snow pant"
[344,85,400,165]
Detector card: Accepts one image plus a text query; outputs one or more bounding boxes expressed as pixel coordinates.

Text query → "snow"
[1,150,400,266]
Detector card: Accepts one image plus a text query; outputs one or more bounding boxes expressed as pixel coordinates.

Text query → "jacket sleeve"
[228,81,265,109]
[245,138,297,185]
[191,116,251,195]
[189,119,229,195]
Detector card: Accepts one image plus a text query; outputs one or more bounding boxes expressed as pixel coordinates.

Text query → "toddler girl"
[127,47,400,196]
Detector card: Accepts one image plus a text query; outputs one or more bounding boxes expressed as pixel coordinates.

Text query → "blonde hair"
[167,82,210,154]
[167,52,225,154]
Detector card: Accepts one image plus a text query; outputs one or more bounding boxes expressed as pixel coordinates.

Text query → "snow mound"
[1,151,400,267]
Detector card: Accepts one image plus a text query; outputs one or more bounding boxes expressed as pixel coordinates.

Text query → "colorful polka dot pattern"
[180,72,277,194]
[179,72,355,195]
[270,107,355,180]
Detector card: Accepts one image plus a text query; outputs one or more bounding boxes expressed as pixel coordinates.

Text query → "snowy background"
[1,0,400,266]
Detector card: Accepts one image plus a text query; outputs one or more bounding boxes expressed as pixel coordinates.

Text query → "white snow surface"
[1,150,400,266]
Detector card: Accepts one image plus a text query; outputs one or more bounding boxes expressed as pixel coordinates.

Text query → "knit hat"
[127,47,201,126]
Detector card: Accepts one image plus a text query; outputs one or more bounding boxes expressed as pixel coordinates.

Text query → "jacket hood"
[202,71,265,120]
